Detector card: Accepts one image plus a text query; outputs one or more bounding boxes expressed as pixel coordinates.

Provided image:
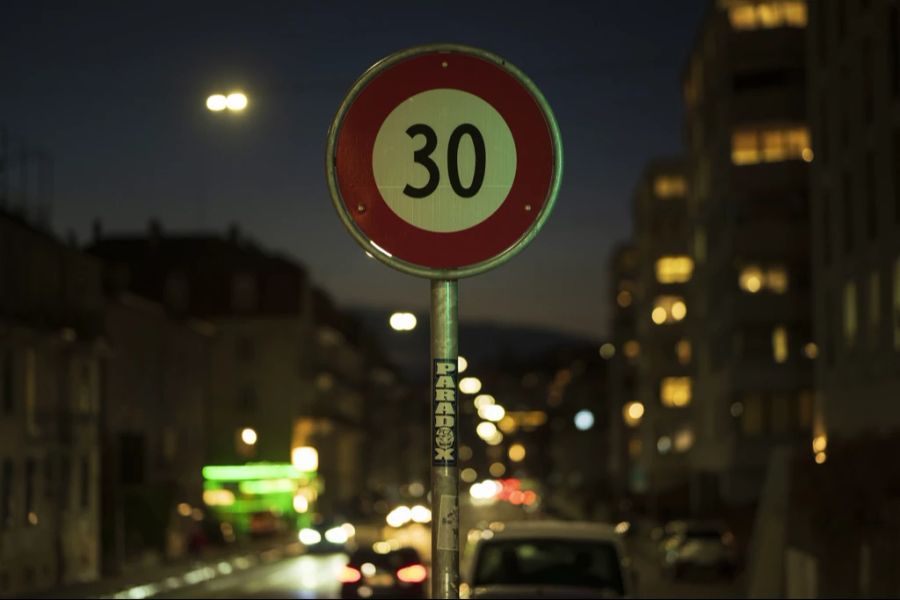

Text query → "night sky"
[1,1,706,339]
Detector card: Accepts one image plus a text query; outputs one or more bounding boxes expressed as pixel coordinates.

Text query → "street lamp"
[206,91,248,113]
[240,427,257,445]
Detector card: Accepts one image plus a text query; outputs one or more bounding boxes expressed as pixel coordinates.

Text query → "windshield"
[473,538,624,595]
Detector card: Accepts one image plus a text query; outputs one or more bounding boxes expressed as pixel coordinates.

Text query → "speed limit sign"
[326,44,562,279]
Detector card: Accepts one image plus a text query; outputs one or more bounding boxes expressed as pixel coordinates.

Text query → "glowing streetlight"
[206,94,227,111]
[459,377,482,394]
[292,446,318,471]
[226,92,248,111]
[476,421,498,441]
[240,427,258,445]
[574,410,594,431]
[389,312,417,332]
[508,443,526,462]
[479,404,506,422]
[623,402,644,427]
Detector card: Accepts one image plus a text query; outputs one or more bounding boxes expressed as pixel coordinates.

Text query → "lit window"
[623,340,640,359]
[651,296,687,325]
[739,265,788,293]
[660,377,691,407]
[674,428,694,453]
[772,326,789,363]
[676,339,692,365]
[617,289,633,308]
[654,175,687,199]
[732,130,760,165]
[623,401,644,427]
[728,1,807,30]
[766,267,789,293]
[762,129,788,162]
[655,256,694,284]
[844,280,858,347]
[739,266,764,293]
[731,126,811,165]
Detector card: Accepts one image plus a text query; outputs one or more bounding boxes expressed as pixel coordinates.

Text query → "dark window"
[236,337,255,362]
[43,457,53,501]
[825,290,835,366]
[843,171,854,253]
[237,386,257,412]
[24,458,34,525]
[866,152,877,240]
[2,351,12,415]
[732,68,803,92]
[822,192,832,266]
[1,460,12,529]
[119,434,144,485]
[837,0,847,40]
[59,456,70,510]
[892,5,900,97]
[80,456,89,510]
[895,131,900,223]
[862,38,874,124]
[817,0,829,64]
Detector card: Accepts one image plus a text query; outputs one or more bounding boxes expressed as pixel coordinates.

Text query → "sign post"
[326,44,562,599]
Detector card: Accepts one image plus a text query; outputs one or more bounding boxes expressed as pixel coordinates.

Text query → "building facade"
[88,223,369,519]
[684,0,815,508]
[0,210,103,595]
[807,0,900,448]
[631,159,695,514]
[606,243,643,501]
[100,292,212,571]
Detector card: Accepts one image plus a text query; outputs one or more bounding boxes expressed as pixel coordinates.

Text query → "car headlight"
[299,528,322,545]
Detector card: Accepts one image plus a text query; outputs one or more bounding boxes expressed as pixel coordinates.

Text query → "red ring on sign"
[334,51,554,270]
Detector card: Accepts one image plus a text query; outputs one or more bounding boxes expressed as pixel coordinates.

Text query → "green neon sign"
[239,478,297,495]
[202,463,312,482]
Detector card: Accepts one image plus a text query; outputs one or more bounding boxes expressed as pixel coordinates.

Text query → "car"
[339,546,428,599]
[465,521,635,598]
[299,521,356,554]
[660,520,737,579]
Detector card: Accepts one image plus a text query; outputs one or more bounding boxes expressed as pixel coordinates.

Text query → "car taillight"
[396,564,428,583]
[338,565,362,583]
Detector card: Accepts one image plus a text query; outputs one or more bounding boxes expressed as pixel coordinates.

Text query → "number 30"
[402,123,486,199]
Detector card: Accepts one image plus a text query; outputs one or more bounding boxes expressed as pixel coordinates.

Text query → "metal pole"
[430,279,459,599]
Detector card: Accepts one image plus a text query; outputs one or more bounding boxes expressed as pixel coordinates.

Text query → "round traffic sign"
[326,44,562,279]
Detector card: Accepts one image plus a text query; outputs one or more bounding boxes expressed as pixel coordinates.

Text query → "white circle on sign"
[372,88,517,233]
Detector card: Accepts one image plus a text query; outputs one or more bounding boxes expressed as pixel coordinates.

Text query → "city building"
[88,222,369,521]
[0,209,104,595]
[100,291,212,571]
[631,158,695,515]
[807,0,900,446]
[606,243,643,503]
[683,0,814,509]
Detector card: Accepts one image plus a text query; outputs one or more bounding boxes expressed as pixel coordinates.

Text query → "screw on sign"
[326,44,562,599]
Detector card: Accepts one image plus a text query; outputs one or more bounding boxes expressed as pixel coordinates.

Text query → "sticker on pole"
[432,359,458,466]
[326,44,563,279]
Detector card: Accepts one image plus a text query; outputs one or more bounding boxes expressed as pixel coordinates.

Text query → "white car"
[465,521,635,598]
